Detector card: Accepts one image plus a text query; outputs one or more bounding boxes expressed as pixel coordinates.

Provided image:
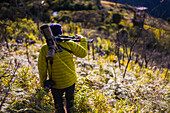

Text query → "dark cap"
[50,23,62,36]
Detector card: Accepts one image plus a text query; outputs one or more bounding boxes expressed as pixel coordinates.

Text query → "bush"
[7,87,55,113]
[52,11,72,23]
[167,17,170,24]
[112,13,123,24]
[0,18,38,43]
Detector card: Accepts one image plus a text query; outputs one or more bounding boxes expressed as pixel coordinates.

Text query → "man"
[38,23,87,113]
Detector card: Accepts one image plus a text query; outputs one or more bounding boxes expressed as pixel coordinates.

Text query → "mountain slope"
[110,0,170,20]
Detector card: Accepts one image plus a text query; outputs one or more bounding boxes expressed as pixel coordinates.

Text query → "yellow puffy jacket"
[38,37,87,89]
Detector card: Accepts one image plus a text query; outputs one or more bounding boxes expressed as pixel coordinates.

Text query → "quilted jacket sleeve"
[38,44,48,87]
[67,37,87,58]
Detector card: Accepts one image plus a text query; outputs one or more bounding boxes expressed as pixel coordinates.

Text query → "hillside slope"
[0,1,170,113]
[0,38,169,112]
[110,0,170,20]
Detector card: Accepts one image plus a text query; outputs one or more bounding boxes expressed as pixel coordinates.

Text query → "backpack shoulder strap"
[58,45,73,53]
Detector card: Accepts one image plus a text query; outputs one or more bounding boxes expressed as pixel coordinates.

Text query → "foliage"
[52,10,105,28]
[111,13,123,24]
[48,0,95,11]
[52,11,72,23]
[167,17,170,24]
[0,0,100,22]
[0,22,170,113]
[6,87,55,113]
[0,0,51,22]
[0,18,39,43]
[0,1,170,113]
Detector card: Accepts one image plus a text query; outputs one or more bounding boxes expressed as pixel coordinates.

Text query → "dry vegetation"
[0,1,170,113]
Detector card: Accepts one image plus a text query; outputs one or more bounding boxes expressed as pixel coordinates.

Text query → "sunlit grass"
[0,18,169,112]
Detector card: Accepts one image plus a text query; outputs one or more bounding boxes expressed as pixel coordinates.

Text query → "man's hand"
[76,34,83,40]
[42,86,50,93]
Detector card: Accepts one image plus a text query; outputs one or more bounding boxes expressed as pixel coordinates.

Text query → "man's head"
[50,23,62,36]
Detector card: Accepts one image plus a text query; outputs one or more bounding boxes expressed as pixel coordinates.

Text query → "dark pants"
[51,84,75,113]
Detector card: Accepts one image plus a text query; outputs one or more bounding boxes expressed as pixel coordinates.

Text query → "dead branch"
[0,62,20,110]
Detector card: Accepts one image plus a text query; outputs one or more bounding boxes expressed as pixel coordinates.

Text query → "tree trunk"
[95,0,101,8]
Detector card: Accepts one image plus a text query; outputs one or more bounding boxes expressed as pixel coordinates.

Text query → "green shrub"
[112,13,123,24]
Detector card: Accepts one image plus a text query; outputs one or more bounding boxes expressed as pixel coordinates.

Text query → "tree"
[94,0,102,9]
[112,13,122,24]
[167,17,170,24]
[0,0,23,21]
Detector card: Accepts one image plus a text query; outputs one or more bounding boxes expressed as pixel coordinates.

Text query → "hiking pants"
[51,83,75,113]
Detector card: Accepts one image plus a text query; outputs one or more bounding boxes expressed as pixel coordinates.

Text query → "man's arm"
[67,36,87,58]
[38,45,48,87]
